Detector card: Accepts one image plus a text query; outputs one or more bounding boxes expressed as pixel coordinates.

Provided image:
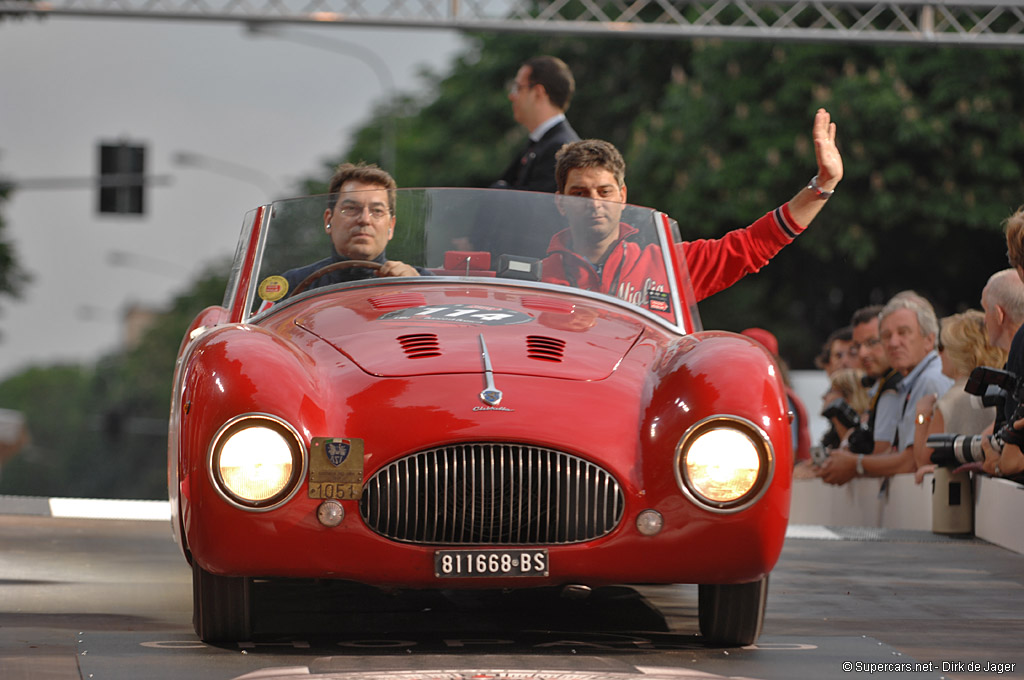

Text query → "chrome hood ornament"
[478,334,503,406]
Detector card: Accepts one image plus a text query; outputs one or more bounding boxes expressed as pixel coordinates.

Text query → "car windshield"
[228,188,701,332]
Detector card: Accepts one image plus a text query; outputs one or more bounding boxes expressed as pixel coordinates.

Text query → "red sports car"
[168,188,792,645]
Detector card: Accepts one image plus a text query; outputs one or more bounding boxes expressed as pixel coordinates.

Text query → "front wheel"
[192,561,253,642]
[698,575,768,646]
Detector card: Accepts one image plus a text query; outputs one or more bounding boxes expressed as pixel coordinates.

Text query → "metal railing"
[3,0,1024,46]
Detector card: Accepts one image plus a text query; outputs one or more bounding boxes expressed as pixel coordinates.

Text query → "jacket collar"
[547,222,639,260]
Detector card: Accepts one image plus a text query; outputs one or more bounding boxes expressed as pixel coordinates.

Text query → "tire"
[192,561,253,642]
[698,575,768,646]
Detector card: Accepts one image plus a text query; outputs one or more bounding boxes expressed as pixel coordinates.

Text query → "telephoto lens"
[927,433,995,466]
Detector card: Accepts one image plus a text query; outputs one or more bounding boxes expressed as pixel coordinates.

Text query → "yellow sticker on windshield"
[258,275,289,302]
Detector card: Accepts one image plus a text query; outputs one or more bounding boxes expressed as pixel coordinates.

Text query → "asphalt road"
[1,510,1022,680]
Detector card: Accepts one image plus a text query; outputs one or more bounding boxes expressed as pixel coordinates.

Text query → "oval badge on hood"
[378,304,533,326]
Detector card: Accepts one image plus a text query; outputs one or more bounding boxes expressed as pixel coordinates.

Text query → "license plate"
[435,549,549,578]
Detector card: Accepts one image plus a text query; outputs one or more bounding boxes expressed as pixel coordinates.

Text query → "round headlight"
[210,414,305,510]
[675,417,773,512]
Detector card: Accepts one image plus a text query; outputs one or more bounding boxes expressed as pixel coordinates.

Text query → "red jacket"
[542,204,806,303]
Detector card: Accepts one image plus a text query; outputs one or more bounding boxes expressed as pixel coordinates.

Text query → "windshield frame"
[226,188,702,335]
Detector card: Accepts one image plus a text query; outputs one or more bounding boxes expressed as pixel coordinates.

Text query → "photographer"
[981,418,1024,479]
[849,304,902,453]
[979,208,1024,481]
[820,293,953,485]
[913,311,1006,478]
[819,368,872,453]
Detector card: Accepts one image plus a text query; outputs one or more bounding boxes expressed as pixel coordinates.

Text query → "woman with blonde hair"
[913,310,1008,470]
[819,367,871,451]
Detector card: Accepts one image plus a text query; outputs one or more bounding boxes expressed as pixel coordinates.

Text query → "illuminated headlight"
[675,416,773,513]
[209,414,306,511]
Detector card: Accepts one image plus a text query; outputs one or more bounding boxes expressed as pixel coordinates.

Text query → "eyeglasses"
[508,79,534,96]
[335,204,390,221]
[849,337,881,354]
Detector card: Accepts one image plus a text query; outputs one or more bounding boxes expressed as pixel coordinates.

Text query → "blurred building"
[0,408,29,465]
[121,303,160,350]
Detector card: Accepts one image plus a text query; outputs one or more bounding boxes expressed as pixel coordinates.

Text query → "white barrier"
[974,476,1024,554]
[0,495,170,521]
[790,474,932,531]
[791,472,1024,554]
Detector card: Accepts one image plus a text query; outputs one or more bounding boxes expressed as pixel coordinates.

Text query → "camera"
[822,398,858,429]
[820,398,874,454]
[928,366,1024,467]
[926,432,996,465]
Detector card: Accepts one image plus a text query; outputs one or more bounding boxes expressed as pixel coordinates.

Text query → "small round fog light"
[317,500,345,527]
[636,509,664,536]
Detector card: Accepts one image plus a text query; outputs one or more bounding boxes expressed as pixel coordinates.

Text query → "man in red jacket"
[542,108,843,303]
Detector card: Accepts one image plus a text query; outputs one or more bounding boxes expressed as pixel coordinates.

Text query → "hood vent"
[398,333,441,359]
[526,335,566,362]
[369,293,427,310]
[520,296,576,314]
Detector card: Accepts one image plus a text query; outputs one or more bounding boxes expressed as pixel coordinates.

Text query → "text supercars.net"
[843,661,1016,674]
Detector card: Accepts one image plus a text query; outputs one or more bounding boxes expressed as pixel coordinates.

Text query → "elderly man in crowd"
[820,292,953,484]
[981,208,1024,481]
[981,269,1024,356]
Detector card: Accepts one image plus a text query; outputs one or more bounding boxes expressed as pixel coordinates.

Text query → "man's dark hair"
[327,162,397,213]
[850,304,883,328]
[554,139,626,194]
[524,56,575,112]
[814,325,853,370]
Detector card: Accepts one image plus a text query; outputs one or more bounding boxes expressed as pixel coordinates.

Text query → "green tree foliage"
[0,265,228,499]
[339,32,695,187]
[629,42,1023,361]
[0,364,101,496]
[335,37,1024,366]
[0,185,31,338]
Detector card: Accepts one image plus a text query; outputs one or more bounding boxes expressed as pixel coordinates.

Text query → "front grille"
[359,443,624,545]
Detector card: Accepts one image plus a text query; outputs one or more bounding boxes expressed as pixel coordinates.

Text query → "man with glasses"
[281,163,425,294]
[493,55,580,193]
[464,56,581,257]
[821,293,953,484]
[848,304,902,454]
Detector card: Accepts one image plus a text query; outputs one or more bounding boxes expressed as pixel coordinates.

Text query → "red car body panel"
[170,189,791,602]
[173,282,790,588]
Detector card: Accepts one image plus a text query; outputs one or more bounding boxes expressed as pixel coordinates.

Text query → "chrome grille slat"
[360,443,624,545]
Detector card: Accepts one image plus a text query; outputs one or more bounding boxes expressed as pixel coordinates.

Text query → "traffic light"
[98,142,145,214]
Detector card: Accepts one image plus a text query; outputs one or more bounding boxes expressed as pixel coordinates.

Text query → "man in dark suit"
[493,56,580,193]
[462,56,580,259]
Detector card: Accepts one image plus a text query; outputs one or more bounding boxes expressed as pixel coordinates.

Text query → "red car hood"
[286,287,647,380]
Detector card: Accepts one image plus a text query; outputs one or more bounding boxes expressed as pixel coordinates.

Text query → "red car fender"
[173,322,330,556]
[637,330,792,573]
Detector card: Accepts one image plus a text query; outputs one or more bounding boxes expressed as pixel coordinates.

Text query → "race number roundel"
[258,275,290,302]
[379,304,533,326]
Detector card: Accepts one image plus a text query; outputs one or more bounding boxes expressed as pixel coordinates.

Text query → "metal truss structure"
[1,0,1024,46]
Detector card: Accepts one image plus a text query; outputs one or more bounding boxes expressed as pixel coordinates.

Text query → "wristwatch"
[855,454,866,477]
[807,175,834,198]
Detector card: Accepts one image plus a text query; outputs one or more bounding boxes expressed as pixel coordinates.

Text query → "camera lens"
[952,435,987,465]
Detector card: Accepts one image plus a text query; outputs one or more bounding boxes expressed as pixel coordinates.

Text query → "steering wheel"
[291,260,384,296]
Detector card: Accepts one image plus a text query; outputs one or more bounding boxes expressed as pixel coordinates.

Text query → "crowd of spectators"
[788,207,1024,485]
